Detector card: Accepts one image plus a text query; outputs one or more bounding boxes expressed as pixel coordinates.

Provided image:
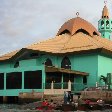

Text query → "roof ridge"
[59,34,71,52]
[94,36,112,50]
[85,35,102,48]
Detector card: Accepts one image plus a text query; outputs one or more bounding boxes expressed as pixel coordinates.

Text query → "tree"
[100,75,107,85]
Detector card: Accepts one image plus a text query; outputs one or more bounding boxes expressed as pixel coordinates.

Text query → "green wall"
[98,55,112,85]
[71,54,98,86]
[1,51,112,96]
[0,65,45,96]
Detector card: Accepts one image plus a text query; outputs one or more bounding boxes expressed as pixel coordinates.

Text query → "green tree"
[100,75,107,85]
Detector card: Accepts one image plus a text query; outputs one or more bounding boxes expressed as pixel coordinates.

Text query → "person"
[42,99,49,106]
[85,99,91,105]
[64,91,69,104]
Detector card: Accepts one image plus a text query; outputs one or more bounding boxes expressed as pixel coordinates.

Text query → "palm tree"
[100,75,107,86]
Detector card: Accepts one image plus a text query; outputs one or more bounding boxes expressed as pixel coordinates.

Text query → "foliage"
[100,75,107,85]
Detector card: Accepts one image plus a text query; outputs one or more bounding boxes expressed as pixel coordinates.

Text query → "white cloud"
[0,0,111,55]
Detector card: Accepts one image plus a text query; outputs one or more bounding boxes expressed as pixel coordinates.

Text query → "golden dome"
[57,17,100,36]
[102,5,109,19]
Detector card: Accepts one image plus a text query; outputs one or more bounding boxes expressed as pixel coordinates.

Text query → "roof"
[57,17,100,36]
[26,32,112,54]
[45,66,88,76]
[1,16,112,61]
[1,32,112,61]
[0,50,19,61]
[102,5,109,19]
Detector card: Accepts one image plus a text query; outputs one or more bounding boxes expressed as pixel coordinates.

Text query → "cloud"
[0,0,111,55]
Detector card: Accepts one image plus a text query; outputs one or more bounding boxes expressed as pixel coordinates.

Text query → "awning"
[45,66,89,76]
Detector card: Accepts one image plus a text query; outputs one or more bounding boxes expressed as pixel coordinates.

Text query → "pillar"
[22,71,24,89]
[3,96,7,103]
[68,80,71,91]
[4,73,6,90]
[51,81,54,89]
[61,73,63,89]
[3,73,7,103]
[42,68,46,90]
[96,82,98,87]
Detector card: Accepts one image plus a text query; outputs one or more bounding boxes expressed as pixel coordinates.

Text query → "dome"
[57,17,100,36]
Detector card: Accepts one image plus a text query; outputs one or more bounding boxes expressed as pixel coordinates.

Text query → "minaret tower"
[98,1,112,40]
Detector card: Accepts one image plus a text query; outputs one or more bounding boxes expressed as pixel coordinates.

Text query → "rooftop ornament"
[104,1,107,5]
[76,12,79,17]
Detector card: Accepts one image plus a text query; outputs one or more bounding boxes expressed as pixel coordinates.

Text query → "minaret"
[98,1,112,40]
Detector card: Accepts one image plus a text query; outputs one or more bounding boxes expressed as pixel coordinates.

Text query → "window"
[93,31,98,36]
[59,29,71,35]
[24,70,42,89]
[45,58,52,66]
[75,29,90,36]
[0,73,4,89]
[101,20,104,29]
[83,76,87,84]
[106,20,109,29]
[61,57,71,69]
[14,62,19,68]
[30,53,39,57]
[6,72,22,89]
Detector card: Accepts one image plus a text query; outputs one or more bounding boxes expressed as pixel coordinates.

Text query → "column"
[4,73,6,90]
[42,69,46,90]
[3,96,7,103]
[22,71,24,89]
[3,73,7,103]
[68,80,71,91]
[61,73,63,89]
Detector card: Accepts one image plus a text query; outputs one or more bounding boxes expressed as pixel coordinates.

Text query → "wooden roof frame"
[45,66,89,76]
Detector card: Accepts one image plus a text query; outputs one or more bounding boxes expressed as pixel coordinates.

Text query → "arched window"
[75,29,90,36]
[93,31,98,36]
[106,20,109,29]
[83,76,87,84]
[14,62,19,68]
[61,57,71,69]
[101,20,104,29]
[59,29,71,35]
[45,58,52,66]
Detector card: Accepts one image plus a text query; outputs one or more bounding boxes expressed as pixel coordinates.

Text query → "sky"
[0,0,112,56]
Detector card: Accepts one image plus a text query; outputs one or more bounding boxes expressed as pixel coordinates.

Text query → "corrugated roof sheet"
[45,66,89,76]
[0,50,19,61]
[1,32,112,61]
[27,32,112,54]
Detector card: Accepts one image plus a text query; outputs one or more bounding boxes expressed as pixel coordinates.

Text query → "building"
[0,4,112,99]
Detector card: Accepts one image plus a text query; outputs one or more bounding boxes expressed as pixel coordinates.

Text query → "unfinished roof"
[57,17,100,36]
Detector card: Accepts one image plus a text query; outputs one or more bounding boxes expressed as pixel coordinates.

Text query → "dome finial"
[102,1,109,19]
[104,1,107,5]
[76,12,79,17]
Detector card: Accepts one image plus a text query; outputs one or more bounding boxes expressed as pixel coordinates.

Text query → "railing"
[44,82,110,93]
[44,81,71,95]
[45,82,68,89]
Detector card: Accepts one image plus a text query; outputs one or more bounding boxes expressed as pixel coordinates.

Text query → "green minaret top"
[98,2,112,40]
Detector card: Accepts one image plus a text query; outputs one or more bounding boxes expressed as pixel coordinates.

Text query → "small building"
[0,4,112,98]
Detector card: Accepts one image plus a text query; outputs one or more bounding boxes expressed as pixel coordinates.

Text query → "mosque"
[0,3,112,99]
